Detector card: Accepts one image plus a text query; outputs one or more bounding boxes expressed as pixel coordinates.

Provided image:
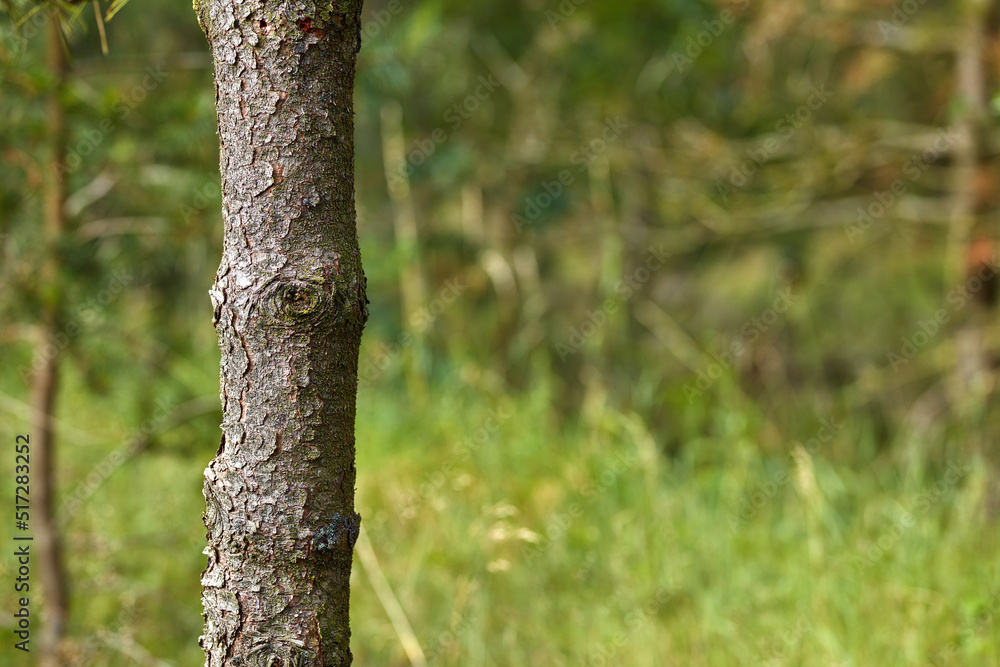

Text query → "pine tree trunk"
[194,2,368,665]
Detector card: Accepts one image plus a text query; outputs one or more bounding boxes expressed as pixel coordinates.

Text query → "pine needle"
[92,0,107,55]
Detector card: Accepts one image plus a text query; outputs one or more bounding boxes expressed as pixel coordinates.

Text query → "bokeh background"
[3,0,1000,664]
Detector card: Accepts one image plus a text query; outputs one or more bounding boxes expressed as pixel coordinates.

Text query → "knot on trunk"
[235,635,309,666]
[263,278,334,326]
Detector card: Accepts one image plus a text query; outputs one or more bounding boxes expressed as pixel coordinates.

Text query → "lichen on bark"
[195,0,367,665]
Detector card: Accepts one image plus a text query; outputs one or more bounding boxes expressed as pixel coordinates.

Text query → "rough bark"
[194,1,368,665]
[35,14,70,667]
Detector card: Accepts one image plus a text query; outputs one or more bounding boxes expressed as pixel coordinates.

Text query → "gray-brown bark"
[194,1,367,665]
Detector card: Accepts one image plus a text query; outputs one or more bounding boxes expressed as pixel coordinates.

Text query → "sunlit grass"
[350,370,1000,666]
[1,349,997,665]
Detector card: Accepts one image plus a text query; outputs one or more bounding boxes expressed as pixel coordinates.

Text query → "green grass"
[2,355,998,665]
[348,371,1000,666]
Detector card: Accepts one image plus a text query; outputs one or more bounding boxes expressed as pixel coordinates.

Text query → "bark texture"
[195,1,367,665]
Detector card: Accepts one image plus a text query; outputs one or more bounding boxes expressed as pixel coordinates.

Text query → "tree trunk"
[35,14,70,667]
[194,1,368,665]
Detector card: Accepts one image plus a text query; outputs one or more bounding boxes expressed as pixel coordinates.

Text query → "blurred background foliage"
[2,0,1000,664]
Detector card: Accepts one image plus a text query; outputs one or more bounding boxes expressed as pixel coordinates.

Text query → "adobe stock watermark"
[422,597,478,664]
[400,403,514,511]
[386,74,504,189]
[545,0,588,28]
[555,245,670,360]
[358,277,467,386]
[55,64,170,182]
[749,612,812,667]
[669,0,750,76]
[727,419,841,532]
[69,601,140,667]
[521,449,638,563]
[179,180,220,224]
[511,115,629,231]
[58,397,175,526]
[852,459,971,570]
[844,126,957,243]
[716,85,833,201]
[2,8,49,51]
[582,582,679,667]
[887,253,997,371]
[360,0,413,42]
[684,288,796,403]
[18,268,135,384]
[887,310,950,372]
[928,587,1000,666]
[877,0,930,42]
